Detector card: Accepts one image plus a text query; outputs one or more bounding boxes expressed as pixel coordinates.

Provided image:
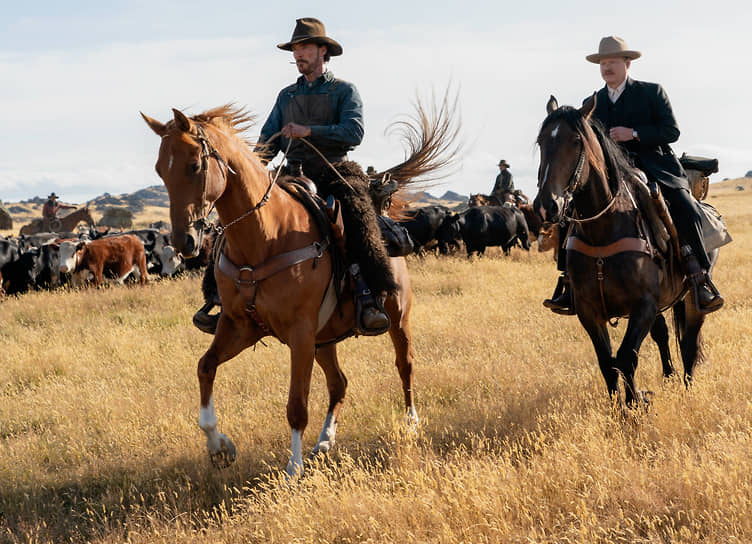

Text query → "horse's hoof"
[637,390,654,407]
[309,440,334,459]
[208,437,236,469]
[404,406,420,432]
[286,457,304,478]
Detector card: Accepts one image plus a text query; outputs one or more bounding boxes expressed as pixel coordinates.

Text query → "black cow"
[1,240,66,293]
[34,243,63,289]
[398,205,453,255]
[2,246,40,294]
[0,239,20,293]
[453,205,530,257]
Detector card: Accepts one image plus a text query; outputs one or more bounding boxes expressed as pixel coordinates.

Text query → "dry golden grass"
[1,180,751,543]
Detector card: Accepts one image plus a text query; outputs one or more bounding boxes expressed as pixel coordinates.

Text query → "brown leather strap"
[216,238,330,337]
[566,236,651,259]
[218,238,329,284]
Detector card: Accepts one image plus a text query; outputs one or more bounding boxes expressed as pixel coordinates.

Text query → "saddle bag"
[696,201,732,252]
[377,215,414,257]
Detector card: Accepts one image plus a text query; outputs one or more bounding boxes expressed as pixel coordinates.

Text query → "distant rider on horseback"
[193,17,395,334]
[544,36,723,315]
[41,192,75,232]
[491,159,514,203]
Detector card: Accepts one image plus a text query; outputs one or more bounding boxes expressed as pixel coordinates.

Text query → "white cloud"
[0,8,750,203]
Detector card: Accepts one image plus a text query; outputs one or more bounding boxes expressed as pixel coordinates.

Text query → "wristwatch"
[632,129,639,140]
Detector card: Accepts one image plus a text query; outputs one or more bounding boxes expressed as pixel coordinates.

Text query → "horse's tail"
[672,299,707,371]
[375,88,462,218]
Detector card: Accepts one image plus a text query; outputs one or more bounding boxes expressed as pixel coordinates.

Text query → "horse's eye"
[190,162,201,174]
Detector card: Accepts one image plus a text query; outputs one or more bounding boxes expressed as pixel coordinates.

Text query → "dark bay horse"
[142,101,458,475]
[533,95,718,406]
[19,206,95,235]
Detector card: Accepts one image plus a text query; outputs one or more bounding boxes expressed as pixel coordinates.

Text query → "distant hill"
[86,185,169,212]
[408,190,468,211]
[3,185,171,235]
[2,184,472,235]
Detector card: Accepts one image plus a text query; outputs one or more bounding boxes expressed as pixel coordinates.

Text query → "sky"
[1,1,750,204]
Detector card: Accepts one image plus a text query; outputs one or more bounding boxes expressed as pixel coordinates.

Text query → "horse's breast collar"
[218,239,329,337]
[565,236,651,259]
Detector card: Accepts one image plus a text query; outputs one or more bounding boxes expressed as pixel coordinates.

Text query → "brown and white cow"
[59,234,147,286]
[537,222,559,261]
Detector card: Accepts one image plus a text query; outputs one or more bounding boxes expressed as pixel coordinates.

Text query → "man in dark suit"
[544,36,723,314]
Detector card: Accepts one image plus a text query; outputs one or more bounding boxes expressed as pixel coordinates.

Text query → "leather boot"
[683,251,724,314]
[543,274,575,315]
[193,301,221,334]
[360,305,390,330]
[350,263,390,334]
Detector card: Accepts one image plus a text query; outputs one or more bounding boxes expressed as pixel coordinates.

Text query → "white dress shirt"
[608,80,627,103]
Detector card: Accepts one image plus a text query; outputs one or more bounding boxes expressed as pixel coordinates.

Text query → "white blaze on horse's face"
[550,123,560,140]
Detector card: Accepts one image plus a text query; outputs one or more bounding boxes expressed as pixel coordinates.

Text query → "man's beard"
[297,61,312,75]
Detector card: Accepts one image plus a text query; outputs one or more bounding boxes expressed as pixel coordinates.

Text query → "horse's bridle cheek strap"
[567,146,587,194]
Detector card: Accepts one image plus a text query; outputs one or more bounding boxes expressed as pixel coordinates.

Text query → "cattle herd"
[397,199,550,258]
[0,223,214,296]
[0,197,553,297]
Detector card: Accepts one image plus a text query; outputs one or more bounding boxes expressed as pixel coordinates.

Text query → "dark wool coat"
[589,77,689,191]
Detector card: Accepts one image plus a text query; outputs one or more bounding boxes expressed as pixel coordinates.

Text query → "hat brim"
[586,50,641,63]
[277,37,343,56]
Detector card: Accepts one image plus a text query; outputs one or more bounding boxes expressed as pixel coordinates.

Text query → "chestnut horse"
[19,206,95,235]
[533,95,719,406]
[142,101,457,475]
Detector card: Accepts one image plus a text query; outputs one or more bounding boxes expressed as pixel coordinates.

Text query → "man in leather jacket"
[544,36,723,315]
[193,17,394,335]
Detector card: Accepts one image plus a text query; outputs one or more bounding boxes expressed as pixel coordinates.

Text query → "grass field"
[1,179,751,543]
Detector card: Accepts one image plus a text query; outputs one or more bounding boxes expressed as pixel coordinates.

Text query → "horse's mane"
[538,106,636,191]
[191,104,257,147]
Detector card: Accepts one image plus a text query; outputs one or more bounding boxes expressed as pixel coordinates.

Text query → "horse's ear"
[580,92,597,119]
[172,108,192,132]
[140,112,167,137]
[546,95,559,114]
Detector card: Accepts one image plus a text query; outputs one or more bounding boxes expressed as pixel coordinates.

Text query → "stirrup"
[350,263,390,336]
[688,275,724,314]
[682,248,723,314]
[543,275,575,315]
[193,302,221,334]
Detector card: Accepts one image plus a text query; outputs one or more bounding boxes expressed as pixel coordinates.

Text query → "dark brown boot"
[350,263,391,335]
[684,254,724,314]
[543,274,575,315]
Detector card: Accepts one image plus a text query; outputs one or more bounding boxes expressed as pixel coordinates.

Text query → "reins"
[193,127,354,235]
[192,126,291,235]
[546,118,656,326]
[189,126,353,338]
[559,144,622,225]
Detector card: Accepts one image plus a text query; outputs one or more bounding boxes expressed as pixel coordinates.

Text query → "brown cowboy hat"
[48,192,58,199]
[586,36,641,63]
[498,160,510,168]
[277,17,343,57]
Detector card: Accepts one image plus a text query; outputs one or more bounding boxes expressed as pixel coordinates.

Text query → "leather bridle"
[192,124,281,234]
[540,125,621,225]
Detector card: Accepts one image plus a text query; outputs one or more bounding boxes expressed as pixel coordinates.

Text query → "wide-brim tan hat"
[277,17,343,56]
[498,160,510,168]
[586,36,641,63]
